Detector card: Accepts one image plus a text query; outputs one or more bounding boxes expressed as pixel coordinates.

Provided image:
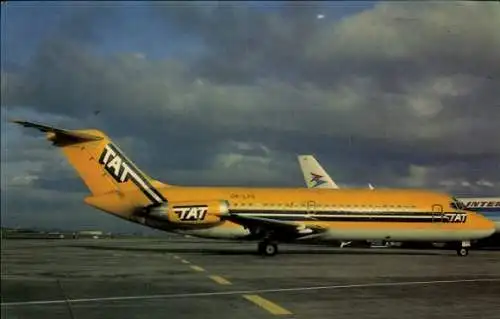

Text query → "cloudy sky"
[1,1,499,232]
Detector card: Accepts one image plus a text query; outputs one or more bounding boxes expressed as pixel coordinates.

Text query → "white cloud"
[439,180,456,187]
[402,165,429,188]
[476,179,495,188]
[133,52,146,59]
[307,2,500,63]
[460,181,471,187]
[9,174,39,187]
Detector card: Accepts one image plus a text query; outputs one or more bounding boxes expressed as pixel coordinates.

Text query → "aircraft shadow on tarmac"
[71,244,444,256]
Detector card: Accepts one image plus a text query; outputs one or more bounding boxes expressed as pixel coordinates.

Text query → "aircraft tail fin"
[297,155,339,189]
[11,120,168,207]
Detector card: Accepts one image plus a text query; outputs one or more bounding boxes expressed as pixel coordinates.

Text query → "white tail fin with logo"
[298,155,376,190]
[297,155,339,189]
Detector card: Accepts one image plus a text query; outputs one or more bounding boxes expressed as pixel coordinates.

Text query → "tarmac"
[2,238,500,319]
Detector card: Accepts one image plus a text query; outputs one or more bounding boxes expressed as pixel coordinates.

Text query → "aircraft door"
[306,201,316,217]
[432,204,443,225]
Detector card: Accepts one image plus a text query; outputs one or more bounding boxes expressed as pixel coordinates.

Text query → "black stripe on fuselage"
[248,216,435,223]
[231,210,437,216]
[231,210,441,223]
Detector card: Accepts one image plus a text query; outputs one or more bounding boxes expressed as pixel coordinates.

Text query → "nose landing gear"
[456,241,470,257]
[457,247,469,256]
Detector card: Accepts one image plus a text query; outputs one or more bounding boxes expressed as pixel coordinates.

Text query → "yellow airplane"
[10,120,495,257]
[298,154,500,231]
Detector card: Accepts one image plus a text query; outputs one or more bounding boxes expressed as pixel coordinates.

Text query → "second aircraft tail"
[297,155,339,189]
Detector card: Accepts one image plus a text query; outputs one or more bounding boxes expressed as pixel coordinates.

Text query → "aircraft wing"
[224,213,327,240]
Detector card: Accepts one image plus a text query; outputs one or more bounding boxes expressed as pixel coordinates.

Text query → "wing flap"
[225,213,327,239]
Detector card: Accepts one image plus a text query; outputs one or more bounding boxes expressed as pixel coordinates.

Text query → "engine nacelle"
[147,200,229,226]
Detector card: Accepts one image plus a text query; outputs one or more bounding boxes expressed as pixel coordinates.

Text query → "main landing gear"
[258,240,279,256]
[456,241,471,257]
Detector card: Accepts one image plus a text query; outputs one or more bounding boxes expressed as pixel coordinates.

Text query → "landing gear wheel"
[457,247,469,257]
[258,241,278,256]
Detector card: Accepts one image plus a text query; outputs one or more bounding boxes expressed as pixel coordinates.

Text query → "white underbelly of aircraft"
[179,226,251,239]
[320,228,494,242]
[178,225,494,243]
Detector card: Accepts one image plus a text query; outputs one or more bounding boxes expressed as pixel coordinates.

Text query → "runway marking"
[173,255,180,260]
[180,259,191,264]
[243,294,292,315]
[209,275,232,285]
[190,265,205,272]
[56,279,76,319]
[3,278,499,307]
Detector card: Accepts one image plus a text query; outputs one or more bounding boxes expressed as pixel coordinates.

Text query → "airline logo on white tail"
[98,143,166,204]
[173,206,208,221]
[310,173,327,188]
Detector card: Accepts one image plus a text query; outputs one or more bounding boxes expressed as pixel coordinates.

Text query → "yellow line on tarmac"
[242,294,292,315]
[190,265,205,272]
[208,275,232,285]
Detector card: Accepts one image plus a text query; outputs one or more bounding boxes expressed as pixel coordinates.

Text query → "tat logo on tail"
[98,143,166,204]
[99,144,134,183]
[310,173,326,188]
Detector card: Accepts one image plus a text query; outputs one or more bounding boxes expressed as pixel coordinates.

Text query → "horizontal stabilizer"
[10,120,103,146]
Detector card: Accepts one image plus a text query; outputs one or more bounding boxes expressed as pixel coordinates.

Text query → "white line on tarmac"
[3,278,500,307]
